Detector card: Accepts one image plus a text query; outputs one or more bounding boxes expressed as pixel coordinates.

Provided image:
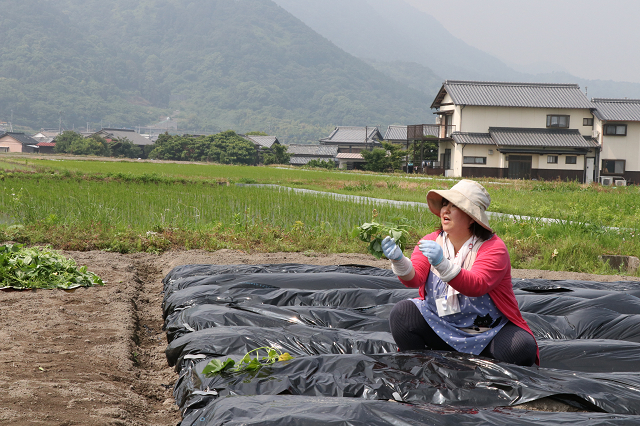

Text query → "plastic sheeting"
[175,352,640,416]
[162,263,395,285]
[165,303,392,342]
[162,263,640,425]
[180,395,640,426]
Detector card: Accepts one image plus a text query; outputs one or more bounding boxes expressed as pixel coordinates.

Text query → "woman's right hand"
[381,236,403,261]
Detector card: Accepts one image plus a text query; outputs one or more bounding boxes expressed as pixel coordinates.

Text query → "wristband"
[432,257,461,282]
[390,256,413,277]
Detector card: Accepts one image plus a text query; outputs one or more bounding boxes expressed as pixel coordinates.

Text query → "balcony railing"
[406,124,455,140]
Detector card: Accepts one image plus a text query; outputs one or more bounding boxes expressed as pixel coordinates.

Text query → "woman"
[381,179,539,366]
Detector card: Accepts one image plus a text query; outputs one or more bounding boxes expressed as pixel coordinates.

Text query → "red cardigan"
[399,231,540,365]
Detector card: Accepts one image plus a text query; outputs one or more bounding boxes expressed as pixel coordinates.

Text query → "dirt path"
[0,249,637,425]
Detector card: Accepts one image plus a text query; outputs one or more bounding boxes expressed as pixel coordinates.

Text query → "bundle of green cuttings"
[202,347,293,377]
[0,244,104,289]
[353,212,412,259]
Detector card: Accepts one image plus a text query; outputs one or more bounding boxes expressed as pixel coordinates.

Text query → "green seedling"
[202,346,294,377]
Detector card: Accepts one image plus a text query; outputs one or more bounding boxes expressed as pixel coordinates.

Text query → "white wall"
[599,121,640,172]
[460,145,500,168]
[460,106,594,135]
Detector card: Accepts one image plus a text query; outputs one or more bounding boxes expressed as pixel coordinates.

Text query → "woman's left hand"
[418,240,444,266]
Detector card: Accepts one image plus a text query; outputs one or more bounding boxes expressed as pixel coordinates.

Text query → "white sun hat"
[426,179,493,233]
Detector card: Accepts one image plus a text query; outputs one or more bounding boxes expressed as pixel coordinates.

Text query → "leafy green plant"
[352,210,412,259]
[202,346,293,377]
[0,244,104,289]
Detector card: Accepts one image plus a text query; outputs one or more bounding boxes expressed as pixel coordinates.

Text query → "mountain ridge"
[0,0,437,143]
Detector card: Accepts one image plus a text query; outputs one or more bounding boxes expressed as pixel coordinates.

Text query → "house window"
[547,115,570,128]
[583,118,594,126]
[602,159,625,174]
[0,147,8,153]
[463,156,486,164]
[604,124,627,136]
[547,155,558,164]
[565,156,577,164]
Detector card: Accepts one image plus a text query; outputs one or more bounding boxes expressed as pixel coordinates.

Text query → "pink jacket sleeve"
[447,235,510,297]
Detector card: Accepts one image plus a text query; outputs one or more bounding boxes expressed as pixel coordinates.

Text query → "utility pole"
[365,126,368,152]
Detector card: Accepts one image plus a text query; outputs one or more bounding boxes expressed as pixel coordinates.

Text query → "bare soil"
[1,249,638,425]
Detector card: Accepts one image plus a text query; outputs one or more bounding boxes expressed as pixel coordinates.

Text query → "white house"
[429,81,600,183]
[319,126,382,170]
[591,98,640,185]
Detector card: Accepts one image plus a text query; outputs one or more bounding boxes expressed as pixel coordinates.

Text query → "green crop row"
[0,174,637,275]
[15,157,640,228]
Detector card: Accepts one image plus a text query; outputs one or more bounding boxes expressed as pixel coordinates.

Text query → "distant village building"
[0,132,40,153]
[243,135,280,150]
[319,126,382,169]
[286,144,338,166]
[32,129,61,144]
[242,134,282,165]
[90,128,155,149]
[31,129,61,153]
[429,81,599,183]
[591,98,640,184]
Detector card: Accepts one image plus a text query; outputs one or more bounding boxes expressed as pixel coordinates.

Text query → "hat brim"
[426,189,493,233]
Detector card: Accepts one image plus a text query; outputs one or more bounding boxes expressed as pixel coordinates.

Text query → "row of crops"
[0,179,437,236]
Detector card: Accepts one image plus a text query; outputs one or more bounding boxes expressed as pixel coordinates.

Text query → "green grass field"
[1,155,638,275]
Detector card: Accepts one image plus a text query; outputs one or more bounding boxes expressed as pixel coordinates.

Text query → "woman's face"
[440,198,475,236]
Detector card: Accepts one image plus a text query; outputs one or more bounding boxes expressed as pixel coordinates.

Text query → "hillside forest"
[0,0,435,144]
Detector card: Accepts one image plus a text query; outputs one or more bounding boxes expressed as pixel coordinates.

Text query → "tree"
[409,139,438,165]
[262,144,291,165]
[109,138,142,158]
[53,131,109,156]
[53,131,84,153]
[360,141,407,172]
[207,131,256,165]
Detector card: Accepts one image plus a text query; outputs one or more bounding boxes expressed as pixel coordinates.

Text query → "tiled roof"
[95,128,154,146]
[451,132,495,145]
[0,132,39,145]
[290,156,336,165]
[36,142,56,147]
[319,126,382,144]
[245,135,279,148]
[33,136,55,143]
[489,127,599,148]
[592,98,640,122]
[286,144,338,156]
[431,80,593,109]
[336,153,364,159]
[384,125,439,141]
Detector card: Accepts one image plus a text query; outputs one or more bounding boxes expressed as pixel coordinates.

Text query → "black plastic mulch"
[163,263,640,425]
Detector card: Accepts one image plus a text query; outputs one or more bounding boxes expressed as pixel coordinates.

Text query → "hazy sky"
[404,0,640,83]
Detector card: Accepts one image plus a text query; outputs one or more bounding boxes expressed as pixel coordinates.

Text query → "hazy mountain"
[272,0,522,82]
[0,0,437,143]
[273,0,640,99]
